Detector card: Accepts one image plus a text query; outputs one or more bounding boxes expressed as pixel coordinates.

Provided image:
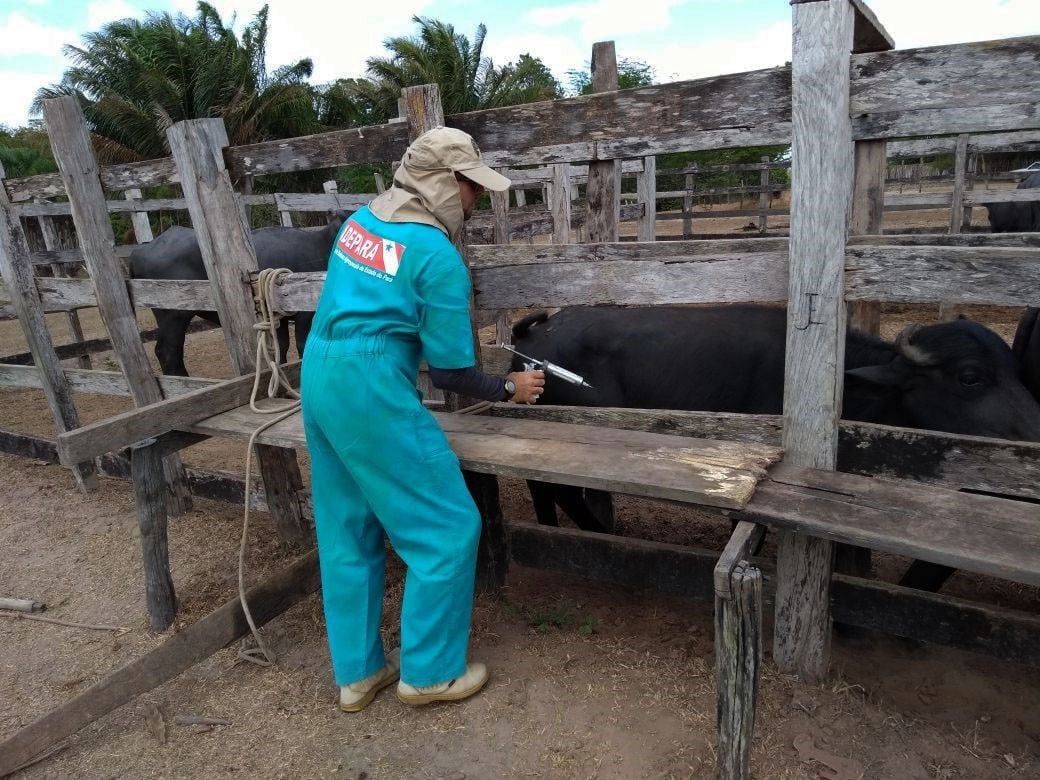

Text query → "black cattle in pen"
[510,306,1040,575]
[129,211,348,376]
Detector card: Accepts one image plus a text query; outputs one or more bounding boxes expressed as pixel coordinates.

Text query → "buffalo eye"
[957,368,984,388]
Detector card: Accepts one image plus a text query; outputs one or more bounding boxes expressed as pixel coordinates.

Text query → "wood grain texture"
[550,163,572,244]
[888,130,1040,158]
[0,364,218,397]
[35,205,90,369]
[949,134,970,234]
[845,245,1040,306]
[125,188,154,243]
[225,122,408,178]
[637,156,657,242]
[715,563,762,780]
[746,463,1040,587]
[0,165,96,490]
[775,0,855,683]
[43,93,188,519]
[4,156,178,202]
[186,401,781,511]
[585,41,620,243]
[131,441,176,631]
[56,362,300,466]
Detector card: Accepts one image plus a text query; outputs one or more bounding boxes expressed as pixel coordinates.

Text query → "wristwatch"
[503,378,517,398]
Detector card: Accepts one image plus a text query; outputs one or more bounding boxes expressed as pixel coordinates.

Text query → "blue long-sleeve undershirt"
[428,365,509,401]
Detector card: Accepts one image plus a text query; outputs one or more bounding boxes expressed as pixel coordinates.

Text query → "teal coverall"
[301,205,481,688]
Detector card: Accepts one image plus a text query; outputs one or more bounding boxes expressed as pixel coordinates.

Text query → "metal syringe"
[501,345,594,390]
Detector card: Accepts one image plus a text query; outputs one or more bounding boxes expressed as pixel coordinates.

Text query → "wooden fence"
[1,7,1040,776]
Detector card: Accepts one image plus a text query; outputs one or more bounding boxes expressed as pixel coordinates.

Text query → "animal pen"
[1,0,1040,776]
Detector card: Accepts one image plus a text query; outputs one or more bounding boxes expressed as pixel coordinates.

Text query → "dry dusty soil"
[2,194,1039,779]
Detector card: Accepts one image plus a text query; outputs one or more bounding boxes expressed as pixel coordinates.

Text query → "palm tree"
[360,17,562,118]
[32,2,319,164]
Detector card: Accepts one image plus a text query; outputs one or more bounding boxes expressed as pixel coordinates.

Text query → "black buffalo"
[511,305,1040,535]
[130,212,347,376]
[986,171,1040,233]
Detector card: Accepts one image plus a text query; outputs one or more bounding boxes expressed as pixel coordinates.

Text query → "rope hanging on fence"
[239,267,300,666]
[238,268,495,667]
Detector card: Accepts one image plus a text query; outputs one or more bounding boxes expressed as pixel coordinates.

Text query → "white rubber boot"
[397,662,489,705]
[339,648,400,712]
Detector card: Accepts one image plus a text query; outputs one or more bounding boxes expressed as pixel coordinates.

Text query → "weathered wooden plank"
[550,163,572,244]
[56,363,300,465]
[472,252,790,309]
[11,197,188,218]
[449,68,792,167]
[491,169,510,245]
[848,139,887,336]
[4,156,178,203]
[854,103,1040,141]
[845,245,1040,306]
[125,188,154,243]
[949,134,970,234]
[0,162,97,491]
[715,561,762,780]
[963,189,1040,205]
[774,0,855,684]
[35,203,91,369]
[746,463,1040,587]
[226,122,409,178]
[637,156,657,242]
[888,131,1040,159]
[43,96,192,512]
[131,440,176,631]
[585,41,621,243]
[0,363,219,397]
[852,37,1039,116]
[487,405,1040,501]
[188,401,781,510]
[266,191,372,211]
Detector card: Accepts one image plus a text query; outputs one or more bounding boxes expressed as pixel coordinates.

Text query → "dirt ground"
[2,187,1040,778]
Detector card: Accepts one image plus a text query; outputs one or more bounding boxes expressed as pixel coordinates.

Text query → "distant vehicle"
[1010,161,1040,175]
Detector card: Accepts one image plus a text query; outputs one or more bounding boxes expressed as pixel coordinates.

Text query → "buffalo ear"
[846,364,905,387]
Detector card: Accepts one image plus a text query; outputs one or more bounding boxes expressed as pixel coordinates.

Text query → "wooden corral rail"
[3,5,1040,778]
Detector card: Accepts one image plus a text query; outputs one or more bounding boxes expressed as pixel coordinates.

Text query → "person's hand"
[507,370,545,404]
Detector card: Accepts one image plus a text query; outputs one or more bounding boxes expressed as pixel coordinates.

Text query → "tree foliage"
[566,57,656,96]
[32,2,319,164]
[358,17,562,118]
[0,126,57,178]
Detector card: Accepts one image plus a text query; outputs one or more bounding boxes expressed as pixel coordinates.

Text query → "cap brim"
[457,164,511,192]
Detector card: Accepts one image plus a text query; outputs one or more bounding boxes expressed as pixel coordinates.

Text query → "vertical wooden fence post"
[758,156,771,232]
[35,201,91,369]
[402,84,509,593]
[167,117,309,544]
[550,163,572,244]
[949,133,970,235]
[125,188,154,244]
[963,146,978,229]
[131,439,176,631]
[276,193,294,227]
[637,156,657,242]
[0,164,97,491]
[774,0,856,684]
[683,173,695,238]
[43,97,192,514]
[586,41,620,243]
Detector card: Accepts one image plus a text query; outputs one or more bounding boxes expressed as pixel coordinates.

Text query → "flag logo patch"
[333,221,405,282]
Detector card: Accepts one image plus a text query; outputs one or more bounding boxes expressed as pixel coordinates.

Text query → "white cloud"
[626,20,791,84]
[0,11,77,58]
[86,0,140,29]
[484,32,587,83]
[528,0,687,41]
[865,0,1038,49]
[0,70,56,128]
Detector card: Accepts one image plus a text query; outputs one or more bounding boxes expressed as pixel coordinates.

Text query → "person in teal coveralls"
[301,127,545,712]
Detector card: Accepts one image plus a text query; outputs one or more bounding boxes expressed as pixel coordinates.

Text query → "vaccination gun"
[501,345,595,390]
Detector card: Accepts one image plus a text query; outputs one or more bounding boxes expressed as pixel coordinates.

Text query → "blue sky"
[1,0,1036,128]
